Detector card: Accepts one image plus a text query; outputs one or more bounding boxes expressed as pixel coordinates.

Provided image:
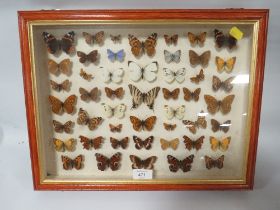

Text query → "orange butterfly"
[53,138,75,152]
[105,87,124,99]
[204,95,235,114]
[52,120,73,133]
[211,119,231,133]
[128,33,157,57]
[79,135,103,150]
[162,88,180,100]
[215,56,236,73]
[212,76,234,92]
[79,87,100,101]
[49,95,77,114]
[183,87,201,102]
[110,137,129,149]
[61,155,83,170]
[50,79,70,92]
[76,108,103,130]
[205,155,225,169]
[188,32,207,45]
[183,135,204,151]
[164,34,178,45]
[209,136,231,152]
[47,59,71,75]
[130,155,157,169]
[80,68,93,81]
[189,50,211,67]
[163,123,177,131]
[160,138,179,150]
[190,69,205,84]
[129,116,156,132]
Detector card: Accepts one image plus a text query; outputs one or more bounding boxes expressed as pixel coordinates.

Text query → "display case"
[18,9,269,190]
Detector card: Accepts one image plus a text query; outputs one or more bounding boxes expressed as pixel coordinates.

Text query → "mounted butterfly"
[128,33,157,57]
[214,29,237,49]
[82,31,104,45]
[128,61,158,82]
[79,135,103,150]
[48,59,71,76]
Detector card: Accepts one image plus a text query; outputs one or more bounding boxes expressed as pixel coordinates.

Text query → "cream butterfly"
[128,61,158,82]
[101,103,126,119]
[101,68,124,83]
[163,68,186,83]
[164,105,185,120]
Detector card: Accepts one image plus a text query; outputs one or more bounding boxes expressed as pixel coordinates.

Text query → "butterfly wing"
[175,105,185,120]
[53,139,64,152]
[73,155,83,170]
[116,49,125,62]
[204,156,213,170]
[143,136,154,150]
[212,75,222,91]
[164,105,175,120]
[110,137,120,149]
[95,153,109,171]
[189,50,200,66]
[57,59,71,76]
[172,50,181,63]
[64,138,75,151]
[133,135,144,149]
[109,152,122,171]
[221,95,235,114]
[101,103,114,118]
[143,116,156,131]
[143,87,160,110]
[204,95,219,114]
[109,124,122,132]
[194,136,204,151]
[42,32,59,54]
[113,103,126,119]
[221,120,231,133]
[225,57,236,73]
[82,32,93,45]
[215,155,225,169]
[170,138,179,150]
[183,135,194,151]
[183,88,192,101]
[129,155,143,169]
[94,31,105,45]
[167,155,180,172]
[130,116,142,131]
[182,120,196,134]
[143,62,158,82]
[107,49,116,62]
[128,61,143,82]
[200,51,211,67]
[77,51,87,63]
[63,95,77,114]
[111,68,124,83]
[215,56,226,72]
[77,108,89,125]
[61,155,73,170]
[210,119,220,132]
[163,68,175,83]
[142,156,157,169]
[89,87,100,101]
[163,123,176,131]
[193,88,201,101]
[174,68,186,83]
[164,50,173,63]
[49,95,63,114]
[88,117,103,130]
[223,76,235,92]
[190,69,204,83]
[128,84,143,109]
[48,59,59,74]
[79,87,90,101]
[220,137,231,152]
[187,32,197,45]
[198,32,207,44]
[210,136,219,151]
[160,139,169,150]
[181,155,194,172]
[61,31,75,54]
[162,88,180,100]
[128,34,142,57]
[53,120,63,133]
[87,50,99,63]
[120,137,129,149]
[144,33,157,56]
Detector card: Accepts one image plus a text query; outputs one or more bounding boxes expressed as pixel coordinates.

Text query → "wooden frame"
[18,9,269,191]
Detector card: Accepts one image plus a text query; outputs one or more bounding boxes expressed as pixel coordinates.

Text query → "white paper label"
[132,169,153,179]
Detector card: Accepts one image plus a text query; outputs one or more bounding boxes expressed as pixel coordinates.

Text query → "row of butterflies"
[53,109,232,134]
[42,29,238,55]
[61,153,226,172]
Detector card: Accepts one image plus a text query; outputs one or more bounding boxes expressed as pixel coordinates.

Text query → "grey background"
[0,0,279,210]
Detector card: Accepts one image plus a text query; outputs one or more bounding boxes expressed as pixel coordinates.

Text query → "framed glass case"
[18,9,269,190]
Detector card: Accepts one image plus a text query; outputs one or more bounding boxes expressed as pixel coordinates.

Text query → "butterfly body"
[183,136,204,151]
[128,33,157,57]
[53,138,75,152]
[61,155,83,170]
[95,152,122,171]
[77,108,103,130]
[110,137,129,149]
[167,155,194,172]
[160,138,179,150]
[49,95,77,114]
[79,135,103,150]
[133,135,154,150]
[129,155,157,169]
[53,120,73,133]
[205,155,225,169]
[210,136,231,152]
[214,29,237,49]
[204,95,235,114]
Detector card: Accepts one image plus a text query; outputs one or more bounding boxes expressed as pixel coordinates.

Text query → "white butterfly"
[163,68,186,83]
[164,105,185,120]
[164,50,181,63]
[101,103,126,119]
[101,68,124,83]
[128,61,158,82]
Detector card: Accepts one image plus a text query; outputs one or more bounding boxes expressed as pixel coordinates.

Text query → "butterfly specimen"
[162,88,180,100]
[164,34,178,45]
[47,59,71,75]
[183,135,204,151]
[101,103,126,119]
[164,105,185,120]
[187,32,207,46]
[128,33,157,57]
[205,155,225,169]
[77,108,103,130]
[82,31,104,45]
[163,123,177,131]
[79,135,103,150]
[109,124,122,132]
[129,116,157,132]
[95,152,122,171]
[105,87,124,99]
[128,61,158,82]
[215,56,236,73]
[189,50,211,67]
[110,34,121,43]
[42,31,75,54]
[110,137,129,149]
[50,80,70,92]
[210,136,231,152]
[129,155,157,169]
[61,155,83,170]
[183,87,201,102]
[167,155,194,173]
[101,68,124,83]
[77,50,99,64]
[213,78,234,94]
[79,87,100,102]
[211,119,231,133]
[214,29,237,49]
[80,68,93,81]
[160,138,179,150]
[53,138,75,152]
[182,112,207,134]
[204,95,235,114]
[164,50,181,63]
[163,68,186,84]
[53,120,74,133]
[133,135,154,150]
[48,95,77,114]
[107,49,125,62]
[190,70,204,85]
[128,84,160,110]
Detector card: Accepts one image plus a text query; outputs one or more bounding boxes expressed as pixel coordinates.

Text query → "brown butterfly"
[183,87,201,102]
[167,155,194,173]
[182,112,207,134]
[110,137,129,149]
[129,155,157,169]
[77,108,103,130]
[47,59,71,75]
[53,120,74,133]
[128,33,157,57]
[50,80,70,92]
[164,34,178,45]
[61,155,83,170]
[79,135,103,150]
[210,136,231,152]
[162,88,180,100]
[53,138,75,152]
[77,50,98,63]
[110,34,121,43]
[80,68,94,81]
[82,31,104,45]
[214,29,237,49]
[105,87,124,99]
[215,56,236,73]
[188,32,207,45]
[189,50,211,67]
[49,95,77,114]
[163,123,177,131]
[211,119,231,133]
[205,155,225,169]
[190,69,205,84]
[109,124,122,132]
[204,95,235,114]
[95,152,122,171]
[129,116,156,132]
[183,135,204,151]
[133,135,154,150]
[160,138,179,150]
[212,76,234,92]
[79,87,100,101]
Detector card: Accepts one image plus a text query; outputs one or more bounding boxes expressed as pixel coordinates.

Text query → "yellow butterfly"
[160,138,179,150]
[209,136,231,152]
[215,56,236,73]
[53,138,75,152]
